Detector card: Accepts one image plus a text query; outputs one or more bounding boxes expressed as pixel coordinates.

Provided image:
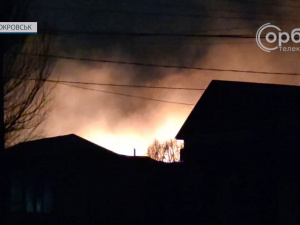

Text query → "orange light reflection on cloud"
[81,114,187,156]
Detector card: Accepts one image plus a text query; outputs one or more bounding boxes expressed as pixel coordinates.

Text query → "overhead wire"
[30,78,206,91]
[9,52,300,76]
[28,1,300,15]
[60,83,196,106]
[29,6,300,22]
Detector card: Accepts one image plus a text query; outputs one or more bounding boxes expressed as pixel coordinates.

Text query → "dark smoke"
[15,0,300,154]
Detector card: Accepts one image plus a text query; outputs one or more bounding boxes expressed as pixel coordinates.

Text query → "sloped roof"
[176,80,300,141]
[6,134,118,157]
[4,134,172,171]
[5,134,126,170]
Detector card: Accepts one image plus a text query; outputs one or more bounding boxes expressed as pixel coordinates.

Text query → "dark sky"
[13,0,300,155]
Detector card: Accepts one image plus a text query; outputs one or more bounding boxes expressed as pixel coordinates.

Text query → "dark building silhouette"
[176,80,300,225]
[2,80,300,225]
[177,80,300,162]
[2,134,184,225]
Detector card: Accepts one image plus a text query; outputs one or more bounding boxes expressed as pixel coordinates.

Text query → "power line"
[29,2,300,15]
[60,83,196,106]
[38,30,297,41]
[59,26,259,36]
[33,79,206,91]
[39,31,257,38]
[10,52,300,76]
[55,35,256,44]
[147,0,300,10]
[157,0,300,9]
[225,0,300,9]
[55,37,257,46]
[47,26,260,43]
[28,6,300,22]
[26,25,261,43]
[28,22,293,42]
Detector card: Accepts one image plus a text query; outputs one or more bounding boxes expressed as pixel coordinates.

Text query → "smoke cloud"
[24,0,300,155]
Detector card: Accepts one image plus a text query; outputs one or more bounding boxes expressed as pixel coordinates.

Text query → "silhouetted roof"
[6,134,118,157]
[4,134,175,171]
[5,134,127,170]
[176,80,300,142]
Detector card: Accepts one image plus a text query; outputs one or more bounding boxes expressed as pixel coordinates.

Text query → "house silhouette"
[176,80,300,225]
[2,134,183,225]
[2,80,300,225]
[177,80,300,163]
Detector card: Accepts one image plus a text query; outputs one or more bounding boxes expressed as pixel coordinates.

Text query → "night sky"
[13,0,300,155]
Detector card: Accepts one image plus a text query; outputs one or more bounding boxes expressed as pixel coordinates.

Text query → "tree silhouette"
[4,34,55,148]
[147,139,183,162]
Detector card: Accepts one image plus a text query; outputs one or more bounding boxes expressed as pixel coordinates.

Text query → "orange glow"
[82,130,148,156]
[43,39,300,158]
[81,114,187,156]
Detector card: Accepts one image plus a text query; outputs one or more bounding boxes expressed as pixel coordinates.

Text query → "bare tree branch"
[147,139,183,163]
[4,34,56,148]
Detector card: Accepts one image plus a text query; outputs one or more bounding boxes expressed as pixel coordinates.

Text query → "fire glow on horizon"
[10,0,300,156]
[80,113,189,156]
[37,17,300,156]
[41,41,300,156]
[41,61,200,156]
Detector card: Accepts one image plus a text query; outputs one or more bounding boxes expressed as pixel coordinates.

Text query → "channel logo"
[256,23,300,52]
